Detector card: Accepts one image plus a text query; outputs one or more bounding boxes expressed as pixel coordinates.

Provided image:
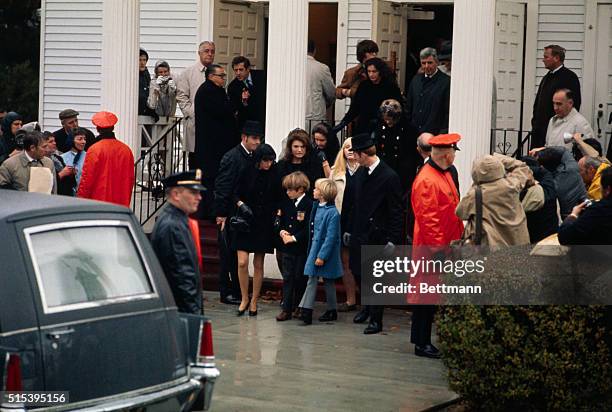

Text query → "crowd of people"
[1,39,611,360]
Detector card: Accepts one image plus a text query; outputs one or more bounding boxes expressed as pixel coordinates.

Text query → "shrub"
[437,305,612,411]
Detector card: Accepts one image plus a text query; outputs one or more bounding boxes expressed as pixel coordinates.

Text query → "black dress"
[232,165,281,253]
[277,154,325,198]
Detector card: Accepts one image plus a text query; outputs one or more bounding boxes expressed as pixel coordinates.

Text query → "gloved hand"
[382,241,395,257]
[342,232,351,247]
[168,78,176,88]
[316,148,327,163]
[238,203,253,220]
[330,121,347,136]
[273,215,281,231]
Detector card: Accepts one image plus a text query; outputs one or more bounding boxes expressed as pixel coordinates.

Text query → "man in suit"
[405,47,451,136]
[194,64,239,218]
[531,45,582,148]
[346,133,403,335]
[0,131,56,193]
[305,39,335,131]
[176,41,215,168]
[53,109,96,153]
[213,120,263,305]
[228,56,266,132]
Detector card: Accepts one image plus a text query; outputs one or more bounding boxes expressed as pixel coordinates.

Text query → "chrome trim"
[22,220,159,314]
[190,366,220,411]
[38,307,173,331]
[0,327,38,338]
[195,319,203,360]
[23,376,195,412]
[1,352,8,392]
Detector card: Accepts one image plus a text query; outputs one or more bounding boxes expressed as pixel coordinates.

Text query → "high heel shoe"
[249,300,258,317]
[237,300,250,317]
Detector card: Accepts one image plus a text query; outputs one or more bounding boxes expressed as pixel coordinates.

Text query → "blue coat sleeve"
[316,209,340,261]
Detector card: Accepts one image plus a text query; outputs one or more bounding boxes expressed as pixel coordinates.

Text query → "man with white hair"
[417,132,434,165]
[177,41,215,168]
[405,47,450,135]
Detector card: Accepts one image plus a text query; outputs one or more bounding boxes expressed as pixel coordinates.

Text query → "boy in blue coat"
[299,178,343,325]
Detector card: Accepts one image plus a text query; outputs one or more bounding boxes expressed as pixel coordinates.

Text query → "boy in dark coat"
[275,171,314,321]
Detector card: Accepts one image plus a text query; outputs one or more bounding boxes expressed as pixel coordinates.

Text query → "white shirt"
[24,151,35,163]
[550,64,563,75]
[294,193,306,207]
[368,157,381,175]
[545,108,595,148]
[240,142,251,155]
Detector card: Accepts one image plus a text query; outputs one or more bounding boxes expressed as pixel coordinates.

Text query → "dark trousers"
[188,152,197,169]
[218,226,240,299]
[349,244,384,323]
[410,305,435,346]
[280,253,307,312]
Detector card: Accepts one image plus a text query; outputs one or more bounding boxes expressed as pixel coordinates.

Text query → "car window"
[25,222,156,312]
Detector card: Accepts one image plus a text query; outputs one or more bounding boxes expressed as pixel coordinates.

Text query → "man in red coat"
[77,111,135,207]
[410,133,464,359]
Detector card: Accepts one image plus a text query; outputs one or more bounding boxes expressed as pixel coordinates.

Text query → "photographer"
[558,167,612,245]
[147,60,177,118]
[0,112,23,164]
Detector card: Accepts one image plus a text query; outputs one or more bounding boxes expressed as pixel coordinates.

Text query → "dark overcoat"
[227,69,267,131]
[405,70,450,135]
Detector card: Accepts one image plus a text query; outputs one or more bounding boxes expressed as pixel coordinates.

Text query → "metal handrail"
[132,117,186,226]
[490,128,533,158]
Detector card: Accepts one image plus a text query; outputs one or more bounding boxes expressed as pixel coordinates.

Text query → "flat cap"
[430,133,461,150]
[59,109,79,120]
[162,169,207,191]
[92,111,118,128]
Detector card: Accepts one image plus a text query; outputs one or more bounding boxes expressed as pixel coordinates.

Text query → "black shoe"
[318,310,338,322]
[300,308,313,325]
[353,308,370,324]
[249,301,258,317]
[363,321,382,334]
[414,344,441,359]
[236,300,250,316]
[221,295,241,305]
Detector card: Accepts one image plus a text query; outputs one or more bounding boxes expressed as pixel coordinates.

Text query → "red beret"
[429,133,461,150]
[92,111,118,128]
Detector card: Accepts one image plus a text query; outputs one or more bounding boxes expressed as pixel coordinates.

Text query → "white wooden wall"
[535,0,585,93]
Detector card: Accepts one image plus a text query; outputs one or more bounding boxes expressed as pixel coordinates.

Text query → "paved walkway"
[204,292,457,412]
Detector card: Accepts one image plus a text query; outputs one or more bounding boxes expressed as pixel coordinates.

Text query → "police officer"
[151,169,206,314]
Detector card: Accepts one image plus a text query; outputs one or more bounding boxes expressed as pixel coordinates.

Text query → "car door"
[17,214,189,404]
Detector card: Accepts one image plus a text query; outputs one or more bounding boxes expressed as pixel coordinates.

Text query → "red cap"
[429,133,461,150]
[92,111,118,128]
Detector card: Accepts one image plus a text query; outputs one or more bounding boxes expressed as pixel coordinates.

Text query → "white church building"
[38,0,612,192]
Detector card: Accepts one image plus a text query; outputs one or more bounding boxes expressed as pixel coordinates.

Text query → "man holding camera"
[147,60,177,118]
[545,89,594,149]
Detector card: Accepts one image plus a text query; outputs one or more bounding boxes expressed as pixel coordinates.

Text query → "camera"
[583,199,593,208]
[156,76,170,85]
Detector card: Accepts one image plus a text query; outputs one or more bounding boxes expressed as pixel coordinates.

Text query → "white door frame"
[583,0,611,126]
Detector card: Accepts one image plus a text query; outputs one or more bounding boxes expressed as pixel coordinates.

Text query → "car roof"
[0,191,130,222]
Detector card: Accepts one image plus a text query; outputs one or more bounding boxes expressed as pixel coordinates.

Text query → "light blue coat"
[304,203,342,279]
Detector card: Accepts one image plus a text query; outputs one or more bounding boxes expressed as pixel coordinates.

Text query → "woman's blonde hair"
[331,137,352,178]
[315,178,338,203]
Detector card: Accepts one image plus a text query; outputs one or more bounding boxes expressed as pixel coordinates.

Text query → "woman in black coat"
[334,58,403,135]
[277,128,328,198]
[233,144,281,316]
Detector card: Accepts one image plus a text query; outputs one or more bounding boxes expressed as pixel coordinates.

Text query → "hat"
[59,109,79,120]
[429,133,461,150]
[162,169,207,191]
[471,155,505,184]
[242,120,264,137]
[351,132,376,151]
[92,111,118,128]
[438,41,452,61]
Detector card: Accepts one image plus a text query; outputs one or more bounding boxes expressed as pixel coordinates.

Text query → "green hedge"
[437,306,612,411]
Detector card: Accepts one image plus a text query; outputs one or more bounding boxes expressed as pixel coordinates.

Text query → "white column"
[448,0,496,194]
[100,0,140,154]
[265,0,309,154]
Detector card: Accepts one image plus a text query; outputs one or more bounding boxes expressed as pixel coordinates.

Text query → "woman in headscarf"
[233,144,282,317]
[0,112,23,164]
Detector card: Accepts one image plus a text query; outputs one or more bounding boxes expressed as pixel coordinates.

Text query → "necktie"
[30,159,41,167]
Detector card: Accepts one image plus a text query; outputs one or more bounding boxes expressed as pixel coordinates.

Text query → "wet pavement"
[204,292,457,412]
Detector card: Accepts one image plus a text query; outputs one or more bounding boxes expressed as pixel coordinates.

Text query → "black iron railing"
[490,128,533,158]
[132,117,186,225]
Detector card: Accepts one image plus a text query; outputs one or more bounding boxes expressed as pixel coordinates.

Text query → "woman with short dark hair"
[277,128,326,196]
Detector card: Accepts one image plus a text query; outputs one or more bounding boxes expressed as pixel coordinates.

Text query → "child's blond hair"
[315,178,338,203]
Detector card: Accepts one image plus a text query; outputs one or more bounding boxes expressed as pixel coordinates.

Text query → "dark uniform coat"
[151,203,203,314]
[227,70,267,132]
[277,195,314,256]
[194,80,239,194]
[405,70,450,135]
[531,66,581,148]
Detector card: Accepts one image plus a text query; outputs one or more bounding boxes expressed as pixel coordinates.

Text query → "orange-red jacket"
[77,138,135,207]
[411,162,463,247]
[188,218,203,273]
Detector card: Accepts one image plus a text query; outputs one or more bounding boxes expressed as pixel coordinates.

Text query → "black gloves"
[342,232,351,247]
[316,148,327,163]
[238,203,253,220]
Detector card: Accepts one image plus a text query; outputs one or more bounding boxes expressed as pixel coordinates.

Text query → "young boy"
[276,171,314,321]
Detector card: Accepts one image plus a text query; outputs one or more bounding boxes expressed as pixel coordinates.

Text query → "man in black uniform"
[346,133,403,334]
[214,120,264,304]
[151,169,206,314]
